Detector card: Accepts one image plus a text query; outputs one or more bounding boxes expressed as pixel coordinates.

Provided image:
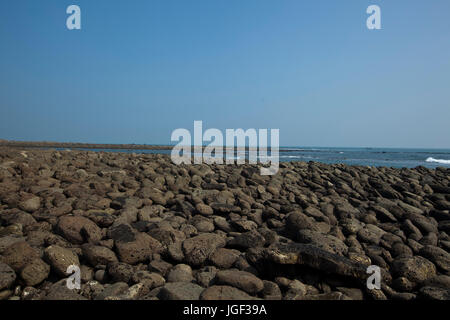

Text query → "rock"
[0,236,25,254]
[300,292,350,300]
[196,266,218,287]
[18,195,41,213]
[262,280,282,300]
[371,205,397,222]
[408,213,438,234]
[44,245,80,277]
[228,230,265,250]
[148,260,173,277]
[209,248,240,269]
[107,262,134,283]
[115,232,163,265]
[247,243,387,285]
[94,282,129,300]
[392,256,436,283]
[167,264,193,283]
[296,230,348,255]
[419,245,450,272]
[82,244,118,267]
[0,262,16,290]
[196,203,213,215]
[419,286,450,300]
[57,216,102,244]
[158,282,204,300]
[0,241,40,272]
[357,225,386,245]
[131,271,165,288]
[19,259,50,286]
[182,233,226,266]
[200,285,257,300]
[285,211,319,236]
[44,280,87,300]
[215,269,264,294]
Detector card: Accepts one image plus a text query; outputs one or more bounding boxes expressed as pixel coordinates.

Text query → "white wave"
[426,157,450,165]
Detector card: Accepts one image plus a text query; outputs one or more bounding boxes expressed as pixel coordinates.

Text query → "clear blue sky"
[1,0,449,148]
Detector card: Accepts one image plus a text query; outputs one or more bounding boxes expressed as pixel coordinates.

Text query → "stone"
[18,195,41,213]
[297,229,348,255]
[182,233,226,266]
[94,282,129,300]
[82,244,118,267]
[107,262,134,283]
[19,259,50,286]
[57,216,102,244]
[419,245,450,272]
[44,245,80,277]
[115,232,163,265]
[0,241,40,272]
[196,203,213,215]
[158,282,204,300]
[215,269,264,294]
[392,256,436,283]
[0,262,16,290]
[228,230,265,250]
[209,248,240,269]
[167,264,193,283]
[200,285,257,300]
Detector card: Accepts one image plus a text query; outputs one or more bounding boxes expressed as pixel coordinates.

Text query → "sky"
[0,0,449,148]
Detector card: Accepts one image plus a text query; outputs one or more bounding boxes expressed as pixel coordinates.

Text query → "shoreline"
[0,147,449,300]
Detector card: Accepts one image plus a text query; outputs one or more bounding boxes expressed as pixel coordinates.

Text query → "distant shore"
[0,140,173,150]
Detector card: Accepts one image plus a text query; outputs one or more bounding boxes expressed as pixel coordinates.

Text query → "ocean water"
[277,147,450,169]
[63,147,450,169]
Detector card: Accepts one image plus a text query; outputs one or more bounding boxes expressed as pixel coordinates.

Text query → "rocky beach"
[0,147,449,300]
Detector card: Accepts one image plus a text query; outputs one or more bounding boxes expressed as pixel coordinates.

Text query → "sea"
[62,147,450,169]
